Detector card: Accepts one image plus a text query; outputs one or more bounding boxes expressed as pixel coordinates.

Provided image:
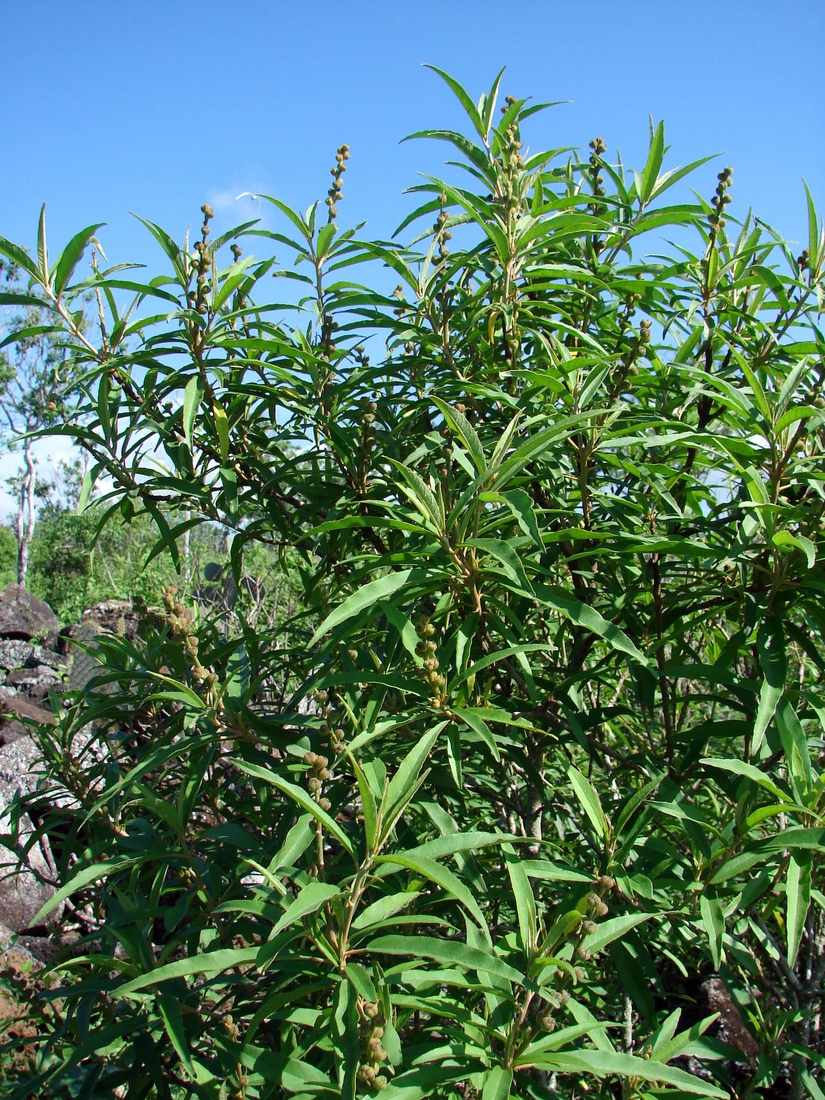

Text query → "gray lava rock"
[0,734,61,931]
[0,586,59,641]
[5,666,64,703]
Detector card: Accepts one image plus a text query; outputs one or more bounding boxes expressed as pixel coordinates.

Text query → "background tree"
[0,249,85,585]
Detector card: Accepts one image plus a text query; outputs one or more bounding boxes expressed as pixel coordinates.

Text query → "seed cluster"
[537,875,614,1033]
[498,97,526,218]
[315,689,347,756]
[192,204,214,314]
[304,751,332,812]
[415,615,447,708]
[587,136,608,218]
[709,166,733,232]
[163,587,218,694]
[432,192,452,262]
[357,1000,390,1092]
[326,143,350,222]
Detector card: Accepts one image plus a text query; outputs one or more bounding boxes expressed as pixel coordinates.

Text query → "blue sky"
[1,0,824,514]
[3,1,824,265]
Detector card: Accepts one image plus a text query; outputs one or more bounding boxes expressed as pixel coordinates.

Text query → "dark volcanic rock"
[0,586,60,641]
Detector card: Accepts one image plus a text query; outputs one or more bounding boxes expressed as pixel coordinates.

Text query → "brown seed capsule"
[201,203,214,219]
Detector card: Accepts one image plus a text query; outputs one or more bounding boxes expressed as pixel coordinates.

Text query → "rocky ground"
[0,586,139,955]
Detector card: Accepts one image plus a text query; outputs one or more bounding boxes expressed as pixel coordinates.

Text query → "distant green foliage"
[1,68,825,1100]
[0,525,16,589]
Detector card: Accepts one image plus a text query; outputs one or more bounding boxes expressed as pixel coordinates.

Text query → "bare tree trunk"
[16,439,36,587]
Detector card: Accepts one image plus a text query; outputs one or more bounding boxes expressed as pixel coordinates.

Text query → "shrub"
[1,68,824,1100]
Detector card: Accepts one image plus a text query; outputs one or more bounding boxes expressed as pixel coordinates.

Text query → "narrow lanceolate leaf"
[157,990,195,1077]
[504,844,537,954]
[433,397,487,474]
[786,852,812,968]
[183,375,205,448]
[754,616,786,752]
[525,1049,725,1098]
[384,727,441,826]
[117,946,260,995]
[375,851,487,928]
[535,584,650,666]
[700,894,725,969]
[775,697,813,800]
[482,1066,513,1100]
[582,913,656,955]
[52,222,106,295]
[368,935,524,986]
[231,759,354,854]
[568,766,608,839]
[30,859,140,927]
[309,569,426,646]
[272,881,341,935]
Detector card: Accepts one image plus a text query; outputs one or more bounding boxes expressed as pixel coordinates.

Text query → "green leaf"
[423,65,486,140]
[117,946,260,995]
[482,1066,512,1100]
[352,891,422,932]
[640,120,666,206]
[582,913,656,955]
[700,894,725,968]
[466,538,535,596]
[345,962,377,1003]
[775,696,814,799]
[157,989,195,1077]
[452,706,501,761]
[500,489,544,550]
[369,934,524,986]
[232,759,355,854]
[0,235,41,280]
[375,851,487,928]
[773,529,816,569]
[754,616,786,752]
[535,584,650,667]
[30,858,140,927]
[273,881,341,935]
[568,766,608,839]
[213,402,230,463]
[529,1049,725,1097]
[504,844,537,954]
[786,852,812,968]
[384,726,441,830]
[349,753,379,852]
[183,375,205,449]
[309,569,426,647]
[433,397,487,474]
[332,978,360,1100]
[53,222,106,295]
